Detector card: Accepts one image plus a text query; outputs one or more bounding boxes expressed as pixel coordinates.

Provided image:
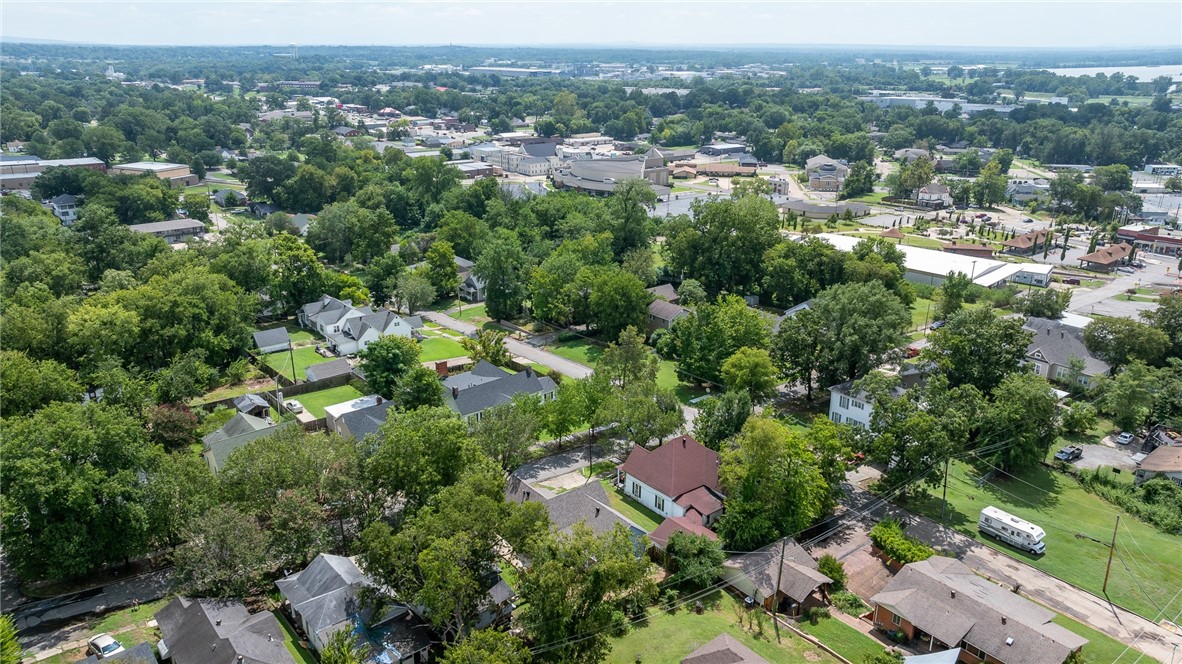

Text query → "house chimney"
[682,438,687,448]
[1061,331,1065,338]
[375,396,383,404]
[1001,616,1007,625]
[950,590,956,599]
[1046,328,1050,335]
[435,360,449,377]
[452,386,459,398]
[595,507,601,517]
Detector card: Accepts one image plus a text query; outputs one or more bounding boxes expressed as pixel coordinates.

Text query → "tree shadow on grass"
[971,463,1062,511]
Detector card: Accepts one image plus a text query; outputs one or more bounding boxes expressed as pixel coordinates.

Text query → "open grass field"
[453,302,490,323]
[906,460,1181,620]
[292,384,365,418]
[847,190,890,204]
[605,591,841,664]
[794,614,887,663]
[909,297,937,332]
[419,336,467,362]
[262,346,334,381]
[844,230,945,250]
[599,479,663,532]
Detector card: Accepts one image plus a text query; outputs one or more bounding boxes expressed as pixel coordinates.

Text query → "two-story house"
[828,365,925,430]
[48,193,80,225]
[616,435,724,528]
[1021,317,1109,387]
[298,295,411,355]
[916,183,953,209]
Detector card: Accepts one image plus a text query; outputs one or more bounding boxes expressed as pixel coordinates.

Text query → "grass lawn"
[909,297,937,331]
[844,231,945,251]
[1051,612,1134,664]
[599,479,663,532]
[581,460,619,478]
[293,384,365,419]
[285,326,319,345]
[35,600,170,664]
[262,346,334,381]
[419,336,467,362]
[795,615,886,663]
[848,190,890,204]
[195,381,264,404]
[273,609,318,664]
[906,460,1181,620]
[657,359,708,405]
[453,302,490,323]
[546,337,604,367]
[606,591,840,664]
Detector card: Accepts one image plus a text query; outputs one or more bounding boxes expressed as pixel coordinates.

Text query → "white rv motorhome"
[978,506,1046,554]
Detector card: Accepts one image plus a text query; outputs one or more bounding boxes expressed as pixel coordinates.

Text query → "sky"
[2,1,1181,50]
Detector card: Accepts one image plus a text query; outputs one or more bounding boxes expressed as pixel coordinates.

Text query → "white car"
[87,634,125,659]
[284,399,304,414]
[1116,432,1135,445]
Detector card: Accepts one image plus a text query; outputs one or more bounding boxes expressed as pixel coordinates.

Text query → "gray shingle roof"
[871,557,1087,664]
[443,361,556,417]
[233,393,270,413]
[649,299,689,322]
[681,633,768,664]
[155,597,296,664]
[252,327,291,351]
[304,358,353,382]
[723,538,830,604]
[506,476,644,535]
[201,413,281,473]
[50,193,78,206]
[647,283,679,303]
[337,399,394,440]
[1022,317,1109,376]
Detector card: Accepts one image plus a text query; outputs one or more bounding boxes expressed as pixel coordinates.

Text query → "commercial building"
[468,66,561,78]
[814,233,1051,287]
[1116,224,1182,256]
[699,143,747,156]
[0,156,107,190]
[1077,242,1133,271]
[111,161,198,187]
[805,155,849,191]
[1145,164,1180,176]
[127,219,207,243]
[859,95,1017,116]
[552,155,671,197]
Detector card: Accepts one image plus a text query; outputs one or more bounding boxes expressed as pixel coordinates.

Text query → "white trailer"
[978,506,1046,554]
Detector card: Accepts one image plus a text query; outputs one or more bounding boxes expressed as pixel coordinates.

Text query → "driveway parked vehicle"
[284,399,304,413]
[1116,432,1136,445]
[87,634,125,659]
[1054,446,1083,462]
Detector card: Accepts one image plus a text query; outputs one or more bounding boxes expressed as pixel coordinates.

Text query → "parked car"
[284,399,304,414]
[1063,277,1081,285]
[1132,261,1146,268]
[1116,267,1135,274]
[906,346,920,358]
[1116,432,1136,445]
[88,634,125,659]
[1054,446,1083,462]
[929,320,946,330]
[1023,217,1035,223]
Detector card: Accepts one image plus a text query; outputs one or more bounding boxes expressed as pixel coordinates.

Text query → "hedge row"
[869,519,936,565]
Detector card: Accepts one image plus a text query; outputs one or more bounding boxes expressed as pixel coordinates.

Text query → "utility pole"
[940,457,951,523]
[773,538,786,643]
[1102,515,1121,595]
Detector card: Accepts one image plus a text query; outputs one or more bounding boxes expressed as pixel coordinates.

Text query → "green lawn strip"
[454,303,489,322]
[657,359,708,405]
[1050,612,1132,664]
[273,609,318,664]
[498,560,519,591]
[599,479,663,532]
[285,326,319,345]
[794,614,886,663]
[427,297,463,312]
[263,346,334,381]
[294,385,365,419]
[606,591,840,664]
[581,460,619,478]
[905,460,1180,620]
[546,338,604,367]
[909,297,936,331]
[419,337,467,362]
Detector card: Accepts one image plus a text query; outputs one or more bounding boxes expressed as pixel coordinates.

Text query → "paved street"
[808,476,1177,664]
[418,311,593,379]
[13,568,173,655]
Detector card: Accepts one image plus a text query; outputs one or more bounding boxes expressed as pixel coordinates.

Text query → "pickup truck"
[1054,446,1083,462]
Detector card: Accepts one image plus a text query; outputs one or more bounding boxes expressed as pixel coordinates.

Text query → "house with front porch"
[721,538,832,617]
[870,557,1086,664]
[615,435,724,528]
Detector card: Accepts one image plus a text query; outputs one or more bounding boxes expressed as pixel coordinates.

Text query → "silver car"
[87,634,125,659]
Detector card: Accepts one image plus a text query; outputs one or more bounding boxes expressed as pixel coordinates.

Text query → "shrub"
[1078,469,1182,534]
[804,606,830,624]
[831,590,869,615]
[817,553,847,591]
[869,519,936,564]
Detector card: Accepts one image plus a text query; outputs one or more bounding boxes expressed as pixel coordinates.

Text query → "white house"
[916,183,953,209]
[828,365,926,430]
[615,435,724,527]
[326,309,411,355]
[48,194,80,225]
[298,295,411,355]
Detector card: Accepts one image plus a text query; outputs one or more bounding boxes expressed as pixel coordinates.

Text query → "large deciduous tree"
[1084,318,1170,370]
[672,295,771,385]
[665,195,781,294]
[924,307,1031,394]
[172,505,271,597]
[475,229,530,321]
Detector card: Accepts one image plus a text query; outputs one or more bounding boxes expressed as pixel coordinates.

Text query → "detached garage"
[253,327,292,354]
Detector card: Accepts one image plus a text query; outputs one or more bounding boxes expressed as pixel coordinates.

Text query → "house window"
[830,412,842,424]
[1055,367,1069,379]
[631,482,641,499]
[891,613,901,626]
[839,395,850,409]
[852,400,865,410]
[654,495,665,512]
[963,642,986,660]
